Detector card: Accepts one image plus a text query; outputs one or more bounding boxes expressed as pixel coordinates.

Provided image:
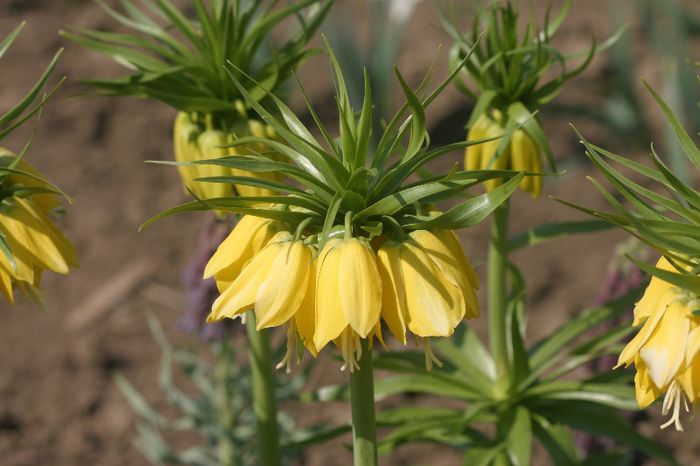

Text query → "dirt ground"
[1,1,699,465]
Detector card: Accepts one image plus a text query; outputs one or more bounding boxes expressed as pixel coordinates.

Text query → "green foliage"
[559,84,700,292]
[309,287,679,465]
[62,0,332,125]
[117,314,335,466]
[143,44,525,244]
[441,0,620,170]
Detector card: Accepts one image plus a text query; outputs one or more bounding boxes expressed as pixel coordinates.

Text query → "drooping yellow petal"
[0,198,71,274]
[633,257,676,326]
[465,114,489,171]
[314,238,382,349]
[295,263,318,356]
[677,358,700,404]
[400,241,465,337]
[208,231,293,322]
[481,123,509,191]
[204,215,279,290]
[196,129,234,200]
[640,298,691,389]
[433,229,479,290]
[617,288,681,367]
[314,239,349,350]
[0,256,14,303]
[528,140,543,199]
[338,238,382,337]
[173,112,201,192]
[254,239,313,329]
[377,241,408,344]
[510,129,531,192]
[410,229,478,319]
[634,357,662,408]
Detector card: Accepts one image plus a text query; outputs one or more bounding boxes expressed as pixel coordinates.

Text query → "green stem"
[216,339,239,466]
[488,201,510,388]
[246,312,282,466]
[350,340,378,466]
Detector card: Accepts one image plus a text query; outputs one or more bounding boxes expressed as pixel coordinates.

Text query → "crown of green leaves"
[441,0,623,170]
[559,82,700,294]
[62,0,332,126]
[143,42,526,243]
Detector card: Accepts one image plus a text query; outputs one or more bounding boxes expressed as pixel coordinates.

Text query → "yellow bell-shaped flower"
[203,214,280,291]
[617,256,700,430]
[314,238,382,356]
[377,233,473,344]
[208,231,314,329]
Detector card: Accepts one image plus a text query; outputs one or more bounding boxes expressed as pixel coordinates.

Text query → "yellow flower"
[173,112,202,194]
[377,231,477,344]
[464,112,542,198]
[314,237,382,367]
[208,231,314,329]
[203,214,280,291]
[617,256,700,430]
[0,195,77,303]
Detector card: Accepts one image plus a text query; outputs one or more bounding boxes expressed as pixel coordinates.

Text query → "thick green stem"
[216,339,239,466]
[488,202,510,387]
[350,340,378,466]
[246,312,282,466]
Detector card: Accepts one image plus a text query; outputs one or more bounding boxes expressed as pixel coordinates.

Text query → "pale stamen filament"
[275,321,297,374]
[660,380,689,432]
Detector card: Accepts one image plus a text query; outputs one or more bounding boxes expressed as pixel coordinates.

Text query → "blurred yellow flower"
[617,256,700,431]
[465,112,542,198]
[0,154,77,304]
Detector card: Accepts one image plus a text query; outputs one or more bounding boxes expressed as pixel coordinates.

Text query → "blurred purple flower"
[177,216,236,342]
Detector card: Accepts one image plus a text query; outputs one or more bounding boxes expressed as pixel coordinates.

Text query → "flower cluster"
[443,1,603,198]
[204,214,479,370]
[0,151,77,303]
[147,45,525,369]
[466,111,542,197]
[617,257,700,431]
[173,111,279,200]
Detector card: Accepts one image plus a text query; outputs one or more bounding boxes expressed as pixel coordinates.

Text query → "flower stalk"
[488,201,510,388]
[246,312,282,466]
[349,339,378,466]
[215,339,239,466]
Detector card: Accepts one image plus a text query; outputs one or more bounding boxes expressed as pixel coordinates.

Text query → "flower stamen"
[660,380,689,432]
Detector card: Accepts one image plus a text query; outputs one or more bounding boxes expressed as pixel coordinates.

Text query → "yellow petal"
[510,129,531,192]
[634,357,662,408]
[0,256,14,303]
[295,264,318,356]
[173,112,200,192]
[209,231,292,321]
[481,123,509,191]
[0,198,71,274]
[410,230,478,320]
[617,288,680,367]
[314,239,349,350]
[465,115,488,171]
[338,238,382,337]
[255,240,312,329]
[677,358,700,404]
[434,229,479,290]
[633,257,675,326]
[400,241,464,337]
[204,215,279,283]
[196,130,233,200]
[640,298,690,389]
[377,241,408,344]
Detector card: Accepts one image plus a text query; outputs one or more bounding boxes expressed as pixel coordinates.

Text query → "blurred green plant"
[118,314,336,466]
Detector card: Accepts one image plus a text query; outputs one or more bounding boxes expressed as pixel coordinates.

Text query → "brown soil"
[1,1,699,466]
